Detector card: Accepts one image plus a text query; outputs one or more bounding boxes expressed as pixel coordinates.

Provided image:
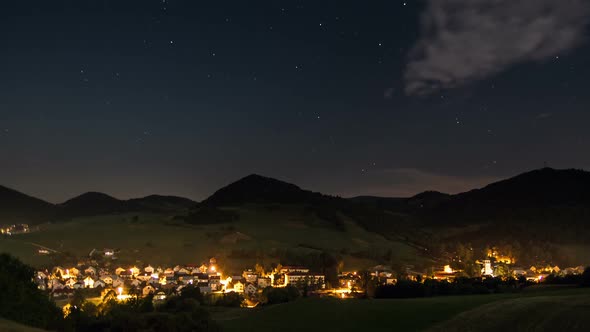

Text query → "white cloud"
[405,0,590,95]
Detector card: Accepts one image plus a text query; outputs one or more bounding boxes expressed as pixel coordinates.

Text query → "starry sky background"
[1,0,590,203]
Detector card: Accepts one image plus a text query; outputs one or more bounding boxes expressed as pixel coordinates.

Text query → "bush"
[260,285,300,305]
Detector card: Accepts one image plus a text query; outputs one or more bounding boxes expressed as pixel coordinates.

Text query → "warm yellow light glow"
[117,287,123,295]
[211,265,216,272]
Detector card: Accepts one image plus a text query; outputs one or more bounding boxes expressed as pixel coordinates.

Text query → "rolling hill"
[0,185,55,223]
[58,192,197,218]
[0,187,197,224]
[59,192,128,218]
[202,174,340,207]
[351,168,590,229]
[348,168,590,265]
[196,174,421,241]
[2,168,590,269]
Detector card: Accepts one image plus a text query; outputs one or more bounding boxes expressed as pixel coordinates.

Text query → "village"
[37,254,330,307]
[32,245,588,311]
[0,223,31,236]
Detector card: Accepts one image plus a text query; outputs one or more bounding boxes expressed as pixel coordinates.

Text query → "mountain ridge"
[2,167,590,229]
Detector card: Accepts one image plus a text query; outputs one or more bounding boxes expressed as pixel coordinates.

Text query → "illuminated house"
[279,266,310,274]
[83,276,95,288]
[209,275,221,291]
[257,277,271,289]
[101,275,114,285]
[84,266,97,276]
[242,269,258,283]
[433,265,459,281]
[94,280,106,288]
[284,272,325,288]
[481,260,493,276]
[69,267,80,276]
[233,281,244,293]
[129,267,140,276]
[245,283,257,296]
[112,278,124,288]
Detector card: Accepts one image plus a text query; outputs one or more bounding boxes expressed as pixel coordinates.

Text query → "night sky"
[1,0,590,203]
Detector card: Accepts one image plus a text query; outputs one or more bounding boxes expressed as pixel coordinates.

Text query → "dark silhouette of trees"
[582,267,590,287]
[259,286,300,305]
[0,253,62,330]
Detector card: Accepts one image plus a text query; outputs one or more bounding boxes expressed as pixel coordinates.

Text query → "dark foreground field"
[217,287,590,332]
[0,319,48,332]
[2,287,589,331]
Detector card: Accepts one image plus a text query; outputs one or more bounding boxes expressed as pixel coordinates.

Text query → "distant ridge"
[0,187,197,224]
[128,195,198,212]
[0,185,55,223]
[59,192,127,218]
[1,167,590,231]
[202,174,335,207]
[454,168,590,206]
[58,192,198,219]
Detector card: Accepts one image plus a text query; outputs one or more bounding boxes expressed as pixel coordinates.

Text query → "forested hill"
[0,188,197,224]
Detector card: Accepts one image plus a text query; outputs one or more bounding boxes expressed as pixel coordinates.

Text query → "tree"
[255,263,265,276]
[0,253,62,329]
[70,289,87,308]
[494,264,511,279]
[179,284,203,303]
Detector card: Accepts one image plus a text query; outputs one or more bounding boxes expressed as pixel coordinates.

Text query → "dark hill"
[350,191,451,211]
[349,196,405,209]
[128,195,197,212]
[197,174,421,240]
[59,192,127,218]
[417,168,590,223]
[0,186,55,223]
[0,186,198,223]
[59,192,198,219]
[454,168,590,207]
[202,174,332,207]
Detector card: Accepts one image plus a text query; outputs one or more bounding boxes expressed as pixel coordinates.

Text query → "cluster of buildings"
[428,252,586,282]
[35,257,327,302]
[0,223,30,235]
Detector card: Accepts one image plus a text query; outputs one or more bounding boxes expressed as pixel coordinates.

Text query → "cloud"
[356,168,498,198]
[404,0,590,95]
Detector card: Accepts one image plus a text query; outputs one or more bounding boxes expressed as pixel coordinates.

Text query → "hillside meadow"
[217,287,590,332]
[0,205,419,270]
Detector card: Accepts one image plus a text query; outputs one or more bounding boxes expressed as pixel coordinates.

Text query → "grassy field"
[0,319,47,332]
[0,205,419,270]
[217,288,590,332]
